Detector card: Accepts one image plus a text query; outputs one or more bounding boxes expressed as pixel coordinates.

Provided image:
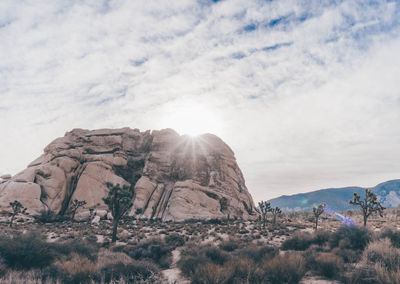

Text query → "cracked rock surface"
[0,128,258,221]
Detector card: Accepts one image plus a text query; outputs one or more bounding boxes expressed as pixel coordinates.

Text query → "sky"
[1,0,400,202]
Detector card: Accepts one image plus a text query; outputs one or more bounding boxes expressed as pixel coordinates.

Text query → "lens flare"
[322,203,355,227]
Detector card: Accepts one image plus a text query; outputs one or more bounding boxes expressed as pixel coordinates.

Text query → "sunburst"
[159,101,224,137]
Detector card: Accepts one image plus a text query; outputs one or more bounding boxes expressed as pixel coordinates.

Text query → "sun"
[159,101,224,137]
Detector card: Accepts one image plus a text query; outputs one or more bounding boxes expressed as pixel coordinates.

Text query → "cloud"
[0,0,400,201]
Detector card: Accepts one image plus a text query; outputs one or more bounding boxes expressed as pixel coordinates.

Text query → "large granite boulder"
[0,128,259,221]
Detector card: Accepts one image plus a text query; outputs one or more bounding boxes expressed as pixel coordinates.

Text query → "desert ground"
[0,209,399,283]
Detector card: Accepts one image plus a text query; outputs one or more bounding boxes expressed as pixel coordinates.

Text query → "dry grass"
[363,238,400,271]
[374,263,400,284]
[313,252,344,279]
[54,253,98,283]
[193,263,233,284]
[261,251,306,283]
[96,249,133,267]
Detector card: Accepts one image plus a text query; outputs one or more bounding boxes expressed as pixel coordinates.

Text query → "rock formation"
[0,128,258,221]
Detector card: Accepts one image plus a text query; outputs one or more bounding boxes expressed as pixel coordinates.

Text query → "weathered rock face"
[0,128,258,221]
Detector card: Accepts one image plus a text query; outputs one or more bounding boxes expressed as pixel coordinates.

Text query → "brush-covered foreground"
[0,209,399,283]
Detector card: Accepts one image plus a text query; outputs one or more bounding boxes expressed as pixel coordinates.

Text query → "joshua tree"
[69,199,87,221]
[103,182,134,242]
[350,188,385,227]
[271,206,282,225]
[258,201,272,228]
[313,204,325,230]
[9,200,27,227]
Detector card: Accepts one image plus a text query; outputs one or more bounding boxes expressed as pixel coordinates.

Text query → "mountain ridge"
[268,179,400,212]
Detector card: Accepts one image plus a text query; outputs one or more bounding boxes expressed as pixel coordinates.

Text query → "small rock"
[120,229,130,240]
[75,211,90,221]
[0,174,11,180]
[95,210,108,218]
[91,215,100,225]
[107,212,113,220]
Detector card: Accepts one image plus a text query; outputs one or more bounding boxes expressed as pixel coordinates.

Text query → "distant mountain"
[268,180,400,212]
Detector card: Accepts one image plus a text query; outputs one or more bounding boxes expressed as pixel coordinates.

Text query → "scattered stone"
[91,215,101,225]
[107,212,113,220]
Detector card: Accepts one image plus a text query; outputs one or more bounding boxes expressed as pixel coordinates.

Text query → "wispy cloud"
[0,0,399,200]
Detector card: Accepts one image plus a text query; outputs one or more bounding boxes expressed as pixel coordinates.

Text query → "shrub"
[204,247,230,265]
[281,232,313,251]
[380,228,400,248]
[127,239,172,268]
[35,209,67,223]
[363,238,400,271]
[202,219,222,225]
[329,226,370,251]
[219,238,241,252]
[192,263,233,284]
[312,230,330,246]
[374,262,400,284]
[178,244,229,278]
[97,250,132,267]
[331,247,361,263]
[235,245,277,263]
[179,254,209,278]
[100,260,159,283]
[343,265,379,284]
[165,233,185,248]
[0,231,55,269]
[312,252,344,279]
[53,239,98,261]
[224,258,256,283]
[52,253,98,284]
[259,252,306,284]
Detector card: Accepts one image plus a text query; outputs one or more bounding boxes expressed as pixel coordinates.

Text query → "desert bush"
[53,239,98,261]
[312,230,330,246]
[342,265,378,284]
[165,233,185,248]
[127,238,172,268]
[204,247,230,265]
[329,226,370,251]
[178,244,230,278]
[312,252,344,279]
[97,250,160,282]
[97,250,132,267]
[363,238,400,271]
[380,228,400,248]
[100,259,160,283]
[35,209,67,223]
[52,253,98,284]
[224,258,256,283]
[0,270,53,283]
[374,262,400,284]
[192,262,233,284]
[219,238,241,252]
[257,252,306,284]
[235,245,277,263]
[179,254,209,278]
[202,218,222,225]
[331,247,361,263]
[0,231,55,269]
[281,232,313,251]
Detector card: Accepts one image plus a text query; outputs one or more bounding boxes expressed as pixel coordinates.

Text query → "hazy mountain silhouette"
[268,179,400,212]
